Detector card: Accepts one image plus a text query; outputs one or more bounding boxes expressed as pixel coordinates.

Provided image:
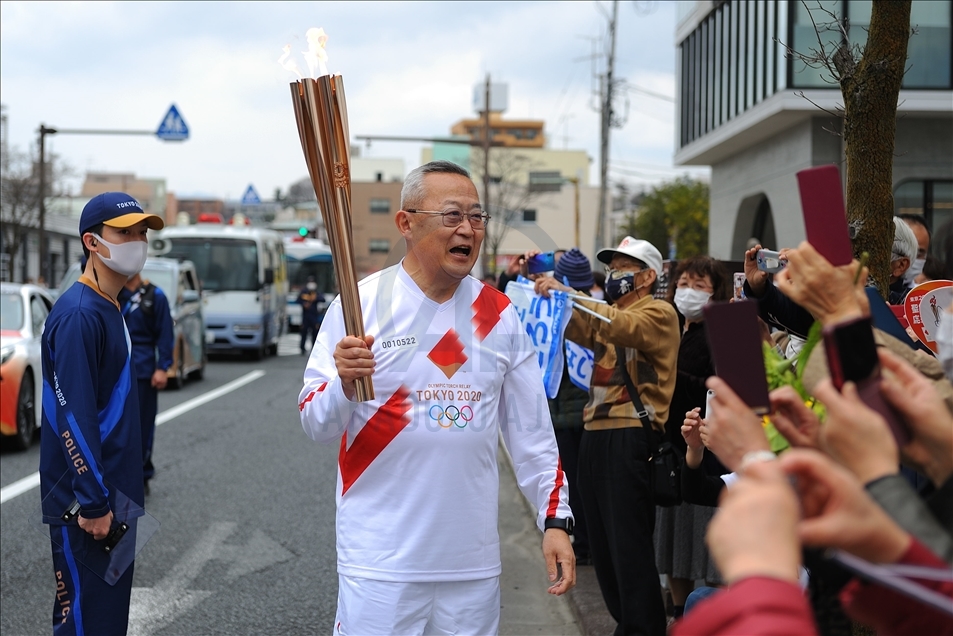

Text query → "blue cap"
[79,192,164,237]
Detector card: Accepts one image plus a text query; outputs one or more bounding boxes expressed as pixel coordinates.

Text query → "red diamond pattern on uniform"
[472,284,511,341]
[338,385,412,495]
[427,329,468,379]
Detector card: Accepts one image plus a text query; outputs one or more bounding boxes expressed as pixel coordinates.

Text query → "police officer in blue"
[40,192,163,635]
[297,276,321,354]
[118,269,174,495]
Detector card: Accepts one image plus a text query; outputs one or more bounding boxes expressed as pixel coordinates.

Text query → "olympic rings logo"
[429,404,474,428]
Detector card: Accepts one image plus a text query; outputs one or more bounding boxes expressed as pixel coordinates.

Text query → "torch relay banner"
[505,279,592,398]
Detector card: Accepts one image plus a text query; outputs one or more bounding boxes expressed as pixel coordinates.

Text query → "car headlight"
[233,324,261,332]
[0,346,14,366]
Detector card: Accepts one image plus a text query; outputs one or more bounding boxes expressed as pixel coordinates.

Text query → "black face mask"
[605,270,638,301]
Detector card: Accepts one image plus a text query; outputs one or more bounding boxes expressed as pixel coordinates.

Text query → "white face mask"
[93,233,148,278]
[306,282,317,291]
[590,289,605,301]
[936,309,953,383]
[674,287,711,320]
[904,258,926,286]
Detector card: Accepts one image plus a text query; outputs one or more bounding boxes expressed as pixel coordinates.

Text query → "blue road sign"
[241,185,262,205]
[156,105,189,141]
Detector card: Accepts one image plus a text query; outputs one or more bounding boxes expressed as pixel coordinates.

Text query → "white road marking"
[0,370,266,505]
[128,521,293,636]
[0,473,40,505]
[277,332,307,357]
[155,370,265,426]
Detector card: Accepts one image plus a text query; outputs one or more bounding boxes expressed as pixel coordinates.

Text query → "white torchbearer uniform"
[299,264,570,632]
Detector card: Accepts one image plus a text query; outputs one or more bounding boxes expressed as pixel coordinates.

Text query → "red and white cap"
[596,236,663,274]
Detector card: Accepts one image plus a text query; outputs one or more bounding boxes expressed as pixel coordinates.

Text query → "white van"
[151,224,287,359]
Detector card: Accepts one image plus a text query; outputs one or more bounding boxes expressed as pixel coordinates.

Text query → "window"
[790,0,841,88]
[522,209,537,223]
[369,239,390,253]
[906,0,951,87]
[894,179,953,259]
[850,0,952,88]
[370,198,391,214]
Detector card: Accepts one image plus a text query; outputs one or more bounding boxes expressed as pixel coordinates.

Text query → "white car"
[0,283,53,450]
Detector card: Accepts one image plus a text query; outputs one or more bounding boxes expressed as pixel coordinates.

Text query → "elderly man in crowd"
[537,236,680,636]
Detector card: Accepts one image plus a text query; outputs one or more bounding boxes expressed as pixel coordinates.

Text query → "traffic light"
[299,227,309,237]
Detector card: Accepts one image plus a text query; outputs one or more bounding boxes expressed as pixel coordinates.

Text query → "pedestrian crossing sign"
[156,104,189,141]
[241,185,262,205]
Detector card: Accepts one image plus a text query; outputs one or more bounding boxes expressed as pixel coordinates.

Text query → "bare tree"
[785,0,912,296]
[469,149,545,275]
[0,145,72,281]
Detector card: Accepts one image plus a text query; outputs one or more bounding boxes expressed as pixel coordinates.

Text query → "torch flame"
[278,44,303,79]
[303,27,330,78]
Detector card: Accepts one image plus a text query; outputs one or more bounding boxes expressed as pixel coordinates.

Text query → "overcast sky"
[1,1,708,201]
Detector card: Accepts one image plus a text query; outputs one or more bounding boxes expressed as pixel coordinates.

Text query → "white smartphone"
[705,389,715,419]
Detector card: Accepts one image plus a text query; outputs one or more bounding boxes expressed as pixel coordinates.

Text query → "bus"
[284,237,334,331]
[151,224,287,359]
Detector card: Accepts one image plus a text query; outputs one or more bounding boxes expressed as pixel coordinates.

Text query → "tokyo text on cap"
[79,192,165,237]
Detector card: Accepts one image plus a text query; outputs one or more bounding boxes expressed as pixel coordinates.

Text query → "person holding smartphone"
[654,255,732,619]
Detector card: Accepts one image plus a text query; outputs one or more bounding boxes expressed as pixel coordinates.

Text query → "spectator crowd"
[490,210,953,636]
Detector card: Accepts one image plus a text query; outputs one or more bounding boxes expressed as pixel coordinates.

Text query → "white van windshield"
[164,238,258,292]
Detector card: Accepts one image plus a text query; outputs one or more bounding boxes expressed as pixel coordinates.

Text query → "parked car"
[58,258,206,388]
[0,283,53,450]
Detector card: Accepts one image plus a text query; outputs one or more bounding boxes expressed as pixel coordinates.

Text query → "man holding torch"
[298,161,575,634]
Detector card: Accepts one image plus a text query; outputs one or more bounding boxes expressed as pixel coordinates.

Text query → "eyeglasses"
[605,266,643,278]
[406,209,490,229]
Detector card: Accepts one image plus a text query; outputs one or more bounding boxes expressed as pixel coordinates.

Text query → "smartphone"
[796,165,853,266]
[822,317,911,446]
[756,249,787,273]
[732,272,746,301]
[527,252,556,274]
[702,300,771,414]
[704,389,715,419]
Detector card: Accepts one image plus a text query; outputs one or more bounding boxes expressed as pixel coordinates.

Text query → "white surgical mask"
[307,282,317,291]
[936,309,953,382]
[904,258,926,286]
[674,287,711,320]
[93,233,148,278]
[590,289,605,301]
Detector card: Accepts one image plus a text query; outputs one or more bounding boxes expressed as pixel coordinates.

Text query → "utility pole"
[595,0,619,257]
[38,124,55,284]
[483,74,492,273]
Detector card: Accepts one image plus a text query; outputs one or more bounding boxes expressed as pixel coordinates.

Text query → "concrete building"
[350,181,405,277]
[81,172,174,225]
[351,151,405,183]
[674,0,953,260]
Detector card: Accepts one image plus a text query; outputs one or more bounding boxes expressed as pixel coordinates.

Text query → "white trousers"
[333,574,501,636]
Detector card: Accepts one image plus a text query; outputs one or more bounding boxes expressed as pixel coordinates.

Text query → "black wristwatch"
[544,517,574,536]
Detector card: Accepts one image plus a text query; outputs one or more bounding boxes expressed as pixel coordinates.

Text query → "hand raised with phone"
[878,348,953,487]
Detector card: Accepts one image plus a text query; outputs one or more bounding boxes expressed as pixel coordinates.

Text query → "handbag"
[615,346,682,507]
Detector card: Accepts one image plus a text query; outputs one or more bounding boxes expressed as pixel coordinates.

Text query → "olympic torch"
[285,29,373,401]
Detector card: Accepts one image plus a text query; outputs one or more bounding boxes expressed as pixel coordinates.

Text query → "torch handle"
[292,76,374,402]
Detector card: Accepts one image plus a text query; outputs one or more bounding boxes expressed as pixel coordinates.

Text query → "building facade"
[675,0,952,259]
[349,180,405,277]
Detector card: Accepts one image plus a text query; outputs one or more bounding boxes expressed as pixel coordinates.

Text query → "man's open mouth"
[450,246,472,256]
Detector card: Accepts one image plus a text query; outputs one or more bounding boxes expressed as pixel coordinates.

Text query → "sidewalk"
[498,446,616,635]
